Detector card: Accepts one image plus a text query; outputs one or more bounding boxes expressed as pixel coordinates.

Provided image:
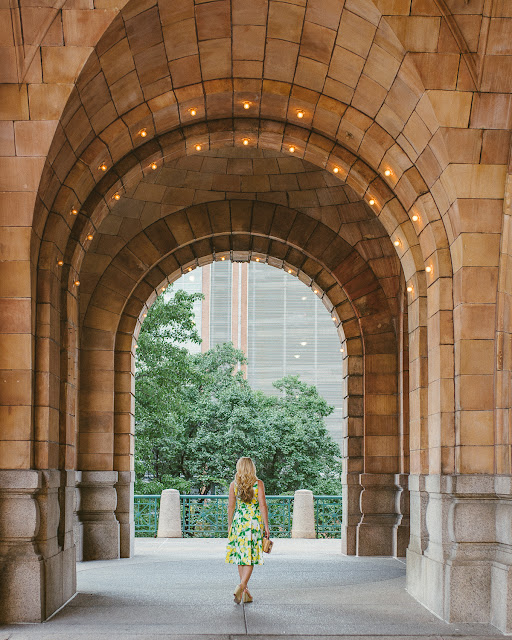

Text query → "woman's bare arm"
[258,479,270,538]
[227,481,236,532]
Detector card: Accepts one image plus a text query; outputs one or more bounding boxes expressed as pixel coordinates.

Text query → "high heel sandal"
[242,588,253,603]
[233,583,244,604]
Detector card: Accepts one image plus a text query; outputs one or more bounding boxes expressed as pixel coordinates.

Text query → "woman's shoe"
[233,583,244,604]
[242,588,253,603]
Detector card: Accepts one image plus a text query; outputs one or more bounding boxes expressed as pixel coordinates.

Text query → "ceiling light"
[70,207,78,215]
[87,234,93,240]
[255,258,260,262]
[384,169,391,177]
[393,239,400,247]
[412,214,419,222]
[340,348,344,352]
[333,167,339,174]
[139,129,147,138]
[369,198,375,206]
[297,110,304,119]
[288,269,293,274]
[242,138,249,146]
[99,163,107,171]
[195,144,202,151]
[189,108,197,116]
[57,259,64,266]
[243,102,250,110]
[407,285,413,292]
[74,280,80,286]
[288,146,295,153]
[113,193,121,200]
[221,256,225,260]
[151,162,158,170]
[426,265,432,273]
[332,316,336,322]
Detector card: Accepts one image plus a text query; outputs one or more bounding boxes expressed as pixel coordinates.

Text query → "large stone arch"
[1,0,511,632]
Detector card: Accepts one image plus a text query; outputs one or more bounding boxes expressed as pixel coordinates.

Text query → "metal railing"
[314,495,343,538]
[134,494,161,537]
[134,494,342,538]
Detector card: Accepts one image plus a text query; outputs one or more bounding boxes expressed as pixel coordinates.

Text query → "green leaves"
[135,290,342,496]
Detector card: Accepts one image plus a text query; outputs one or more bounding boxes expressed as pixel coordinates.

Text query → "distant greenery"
[134,290,342,495]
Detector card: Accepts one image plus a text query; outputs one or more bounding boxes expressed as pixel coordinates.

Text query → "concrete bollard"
[157,489,182,538]
[291,489,316,538]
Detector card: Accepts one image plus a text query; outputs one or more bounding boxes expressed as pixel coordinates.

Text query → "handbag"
[262,535,273,554]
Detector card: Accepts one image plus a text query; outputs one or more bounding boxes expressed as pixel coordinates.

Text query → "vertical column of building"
[201,264,211,352]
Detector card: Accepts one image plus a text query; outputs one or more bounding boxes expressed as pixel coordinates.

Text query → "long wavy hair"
[234,457,257,503]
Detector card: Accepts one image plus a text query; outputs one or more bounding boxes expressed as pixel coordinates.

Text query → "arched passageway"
[0,0,510,632]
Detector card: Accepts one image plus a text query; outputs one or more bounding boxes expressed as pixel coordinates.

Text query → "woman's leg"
[240,565,253,588]
[238,565,243,582]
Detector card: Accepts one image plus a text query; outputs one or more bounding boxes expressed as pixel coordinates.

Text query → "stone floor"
[0,538,504,640]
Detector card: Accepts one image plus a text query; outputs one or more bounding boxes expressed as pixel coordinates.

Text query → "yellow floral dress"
[225,481,264,566]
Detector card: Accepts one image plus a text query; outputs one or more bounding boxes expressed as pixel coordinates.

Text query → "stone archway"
[1,0,511,631]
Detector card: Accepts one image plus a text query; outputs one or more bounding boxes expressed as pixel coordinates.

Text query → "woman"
[226,457,270,604]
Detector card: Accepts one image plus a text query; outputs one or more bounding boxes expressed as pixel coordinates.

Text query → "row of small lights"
[62,110,429,288]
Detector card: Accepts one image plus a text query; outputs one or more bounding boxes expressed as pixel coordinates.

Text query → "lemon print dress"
[226,481,264,565]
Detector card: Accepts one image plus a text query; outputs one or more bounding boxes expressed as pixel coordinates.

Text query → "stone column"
[356,473,404,556]
[341,471,362,554]
[291,489,316,538]
[406,474,512,634]
[0,470,45,623]
[116,470,135,557]
[157,489,182,537]
[77,471,120,560]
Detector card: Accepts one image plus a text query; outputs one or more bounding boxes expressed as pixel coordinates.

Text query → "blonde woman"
[226,457,270,603]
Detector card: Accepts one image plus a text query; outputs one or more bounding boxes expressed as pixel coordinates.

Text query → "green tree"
[135,295,342,495]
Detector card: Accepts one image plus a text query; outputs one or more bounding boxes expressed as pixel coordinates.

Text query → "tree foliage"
[135,288,342,495]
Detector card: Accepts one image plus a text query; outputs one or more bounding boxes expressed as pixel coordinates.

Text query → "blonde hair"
[235,457,257,503]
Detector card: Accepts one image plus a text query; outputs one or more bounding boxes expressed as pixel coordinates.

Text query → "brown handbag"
[262,535,273,553]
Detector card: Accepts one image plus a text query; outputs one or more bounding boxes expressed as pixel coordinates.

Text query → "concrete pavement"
[0,538,503,639]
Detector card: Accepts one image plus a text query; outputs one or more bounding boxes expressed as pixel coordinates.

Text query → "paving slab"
[0,539,504,639]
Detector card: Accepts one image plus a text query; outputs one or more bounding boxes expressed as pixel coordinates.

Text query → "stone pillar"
[406,474,512,634]
[393,473,410,557]
[341,471,362,554]
[0,470,45,623]
[116,471,135,557]
[356,473,404,556]
[291,489,316,538]
[77,471,120,560]
[157,489,182,538]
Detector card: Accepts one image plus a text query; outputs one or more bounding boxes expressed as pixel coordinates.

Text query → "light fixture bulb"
[384,169,391,177]
[70,207,78,215]
[243,102,250,110]
[297,110,304,119]
[190,108,197,116]
[393,239,400,247]
[242,138,249,146]
[340,348,344,352]
[412,214,419,222]
[195,144,202,151]
[74,280,80,286]
[407,285,413,292]
[57,259,64,266]
[333,167,339,174]
[151,162,158,170]
[113,193,120,200]
[332,316,336,322]
[288,269,293,274]
[87,234,93,240]
[188,267,192,272]
[139,129,147,138]
[143,313,147,318]
[255,258,260,262]
[221,256,225,260]
[314,289,318,294]
[426,265,432,273]
[369,198,375,206]
[289,146,295,153]
[99,163,107,171]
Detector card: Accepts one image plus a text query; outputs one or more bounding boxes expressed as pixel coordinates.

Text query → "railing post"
[291,489,316,538]
[157,489,182,538]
